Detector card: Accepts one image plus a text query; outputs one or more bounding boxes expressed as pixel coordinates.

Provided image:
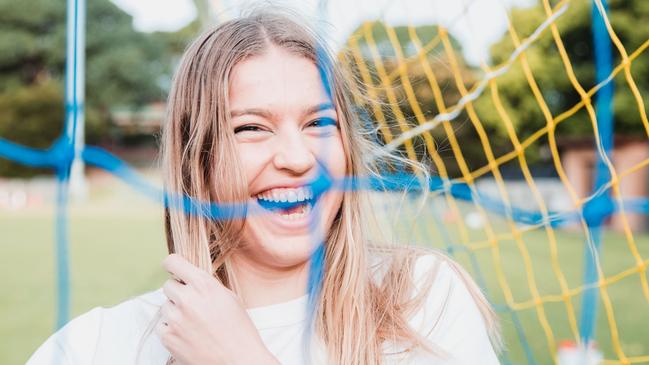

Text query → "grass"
[0,183,167,365]
[376,193,649,365]
[2,187,648,364]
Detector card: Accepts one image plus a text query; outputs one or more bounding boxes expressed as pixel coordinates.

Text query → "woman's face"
[228,45,347,269]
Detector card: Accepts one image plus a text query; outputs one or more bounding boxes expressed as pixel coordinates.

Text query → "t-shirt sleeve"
[25,307,104,365]
[410,255,500,365]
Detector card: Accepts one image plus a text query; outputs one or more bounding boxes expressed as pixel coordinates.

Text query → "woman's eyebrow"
[303,102,335,117]
[230,102,335,119]
[230,108,274,118]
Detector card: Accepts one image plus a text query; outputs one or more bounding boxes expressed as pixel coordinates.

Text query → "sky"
[110,0,536,65]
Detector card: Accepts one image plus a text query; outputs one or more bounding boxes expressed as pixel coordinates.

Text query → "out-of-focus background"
[1,0,648,364]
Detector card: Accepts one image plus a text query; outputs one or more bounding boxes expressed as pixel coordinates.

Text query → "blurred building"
[111,101,166,135]
[560,136,649,232]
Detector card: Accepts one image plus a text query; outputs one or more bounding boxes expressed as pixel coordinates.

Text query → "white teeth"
[255,186,314,204]
[279,203,310,220]
[253,187,315,221]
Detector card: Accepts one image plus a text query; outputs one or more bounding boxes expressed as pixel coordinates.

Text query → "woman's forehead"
[228,46,334,115]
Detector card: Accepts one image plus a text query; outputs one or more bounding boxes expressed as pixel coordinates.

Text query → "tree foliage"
[473,0,649,142]
[0,0,171,176]
[343,22,511,177]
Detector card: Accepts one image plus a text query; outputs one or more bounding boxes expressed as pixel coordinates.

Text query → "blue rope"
[4,139,649,228]
[0,0,639,363]
[54,0,84,330]
[579,0,615,345]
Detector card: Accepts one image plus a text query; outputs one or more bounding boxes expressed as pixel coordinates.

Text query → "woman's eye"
[234,125,263,134]
[307,118,338,128]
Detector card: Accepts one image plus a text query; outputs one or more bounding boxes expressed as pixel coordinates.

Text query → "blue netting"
[2,1,648,364]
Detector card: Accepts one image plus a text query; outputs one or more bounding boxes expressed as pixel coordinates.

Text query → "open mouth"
[254,186,317,220]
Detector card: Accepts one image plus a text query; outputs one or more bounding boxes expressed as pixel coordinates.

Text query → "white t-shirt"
[26,255,500,365]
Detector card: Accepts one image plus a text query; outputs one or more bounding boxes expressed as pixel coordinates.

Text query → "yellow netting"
[339,0,649,363]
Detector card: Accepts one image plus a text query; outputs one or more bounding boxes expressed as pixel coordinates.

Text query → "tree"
[342,21,508,177]
[473,0,649,146]
[0,0,172,176]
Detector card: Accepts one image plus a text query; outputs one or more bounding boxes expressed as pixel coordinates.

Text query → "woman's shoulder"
[372,247,501,364]
[368,246,455,285]
[106,287,167,322]
[413,252,501,363]
[26,288,167,365]
[369,247,482,327]
[26,306,104,365]
[85,287,167,334]
[406,251,482,324]
[370,246,479,290]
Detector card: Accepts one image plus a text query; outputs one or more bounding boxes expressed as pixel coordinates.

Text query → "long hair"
[150,8,501,365]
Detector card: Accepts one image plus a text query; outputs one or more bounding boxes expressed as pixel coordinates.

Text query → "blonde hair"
[149,8,501,365]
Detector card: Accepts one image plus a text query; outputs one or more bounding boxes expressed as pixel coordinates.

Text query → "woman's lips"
[249,193,323,232]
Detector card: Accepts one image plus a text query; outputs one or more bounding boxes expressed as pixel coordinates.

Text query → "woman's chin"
[240,195,339,267]
[240,233,321,268]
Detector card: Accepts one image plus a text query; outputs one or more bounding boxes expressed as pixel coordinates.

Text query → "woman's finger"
[160,300,182,325]
[162,254,201,286]
[154,314,179,353]
[162,278,186,306]
[155,315,170,337]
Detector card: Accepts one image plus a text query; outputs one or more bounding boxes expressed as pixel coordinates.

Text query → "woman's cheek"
[238,144,267,182]
[328,138,347,178]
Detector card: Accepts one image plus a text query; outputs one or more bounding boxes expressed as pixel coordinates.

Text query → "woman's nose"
[272,130,316,175]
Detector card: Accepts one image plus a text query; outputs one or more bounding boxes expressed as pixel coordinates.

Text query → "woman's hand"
[155,254,280,365]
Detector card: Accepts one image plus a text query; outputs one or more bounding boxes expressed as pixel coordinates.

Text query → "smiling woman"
[228,46,348,283]
[26,8,501,365]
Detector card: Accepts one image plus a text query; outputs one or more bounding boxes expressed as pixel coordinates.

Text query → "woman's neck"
[229,254,310,308]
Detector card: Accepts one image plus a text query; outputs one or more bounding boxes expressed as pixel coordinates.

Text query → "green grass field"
[378,194,649,364]
[1,183,167,365]
[2,186,648,364]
